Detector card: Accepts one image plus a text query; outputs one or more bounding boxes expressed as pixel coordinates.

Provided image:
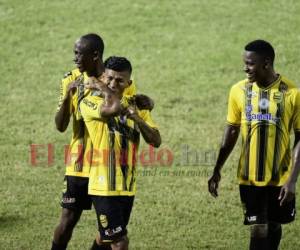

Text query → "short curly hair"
[245,40,275,64]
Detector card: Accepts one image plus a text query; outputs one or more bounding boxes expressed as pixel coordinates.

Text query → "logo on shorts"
[247,216,257,223]
[99,214,108,228]
[62,197,76,204]
[291,209,295,217]
[62,180,67,193]
[104,226,122,236]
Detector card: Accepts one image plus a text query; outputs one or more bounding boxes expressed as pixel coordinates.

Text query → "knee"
[111,235,129,250]
[250,224,268,238]
[59,209,81,232]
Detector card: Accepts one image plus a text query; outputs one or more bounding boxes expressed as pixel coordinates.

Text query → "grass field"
[1,0,300,249]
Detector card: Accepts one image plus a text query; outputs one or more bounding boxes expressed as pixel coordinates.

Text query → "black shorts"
[92,196,134,243]
[240,185,296,225]
[61,176,92,210]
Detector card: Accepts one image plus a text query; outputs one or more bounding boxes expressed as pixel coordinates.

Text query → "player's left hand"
[123,105,139,121]
[278,181,296,206]
[134,94,154,111]
[208,171,221,198]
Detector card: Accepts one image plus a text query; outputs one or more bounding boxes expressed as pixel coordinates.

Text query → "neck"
[257,70,278,88]
[86,61,105,77]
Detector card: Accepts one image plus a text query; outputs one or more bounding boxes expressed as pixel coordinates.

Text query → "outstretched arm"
[208,124,240,197]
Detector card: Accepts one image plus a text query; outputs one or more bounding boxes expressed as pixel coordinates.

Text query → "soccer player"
[208,40,300,250]
[52,34,154,250]
[80,56,161,250]
[52,33,106,250]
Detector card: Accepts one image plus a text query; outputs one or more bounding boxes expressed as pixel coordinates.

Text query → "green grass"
[1,0,300,249]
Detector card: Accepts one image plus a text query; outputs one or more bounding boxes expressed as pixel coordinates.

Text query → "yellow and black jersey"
[57,69,92,177]
[56,68,137,177]
[227,75,300,186]
[80,93,157,196]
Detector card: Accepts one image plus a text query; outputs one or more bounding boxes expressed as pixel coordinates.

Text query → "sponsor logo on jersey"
[82,98,97,110]
[246,113,278,122]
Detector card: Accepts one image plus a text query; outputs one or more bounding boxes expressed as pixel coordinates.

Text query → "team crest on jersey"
[273,92,283,103]
[259,98,269,110]
[100,214,108,228]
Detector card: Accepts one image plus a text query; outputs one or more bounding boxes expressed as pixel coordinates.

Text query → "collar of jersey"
[254,74,281,90]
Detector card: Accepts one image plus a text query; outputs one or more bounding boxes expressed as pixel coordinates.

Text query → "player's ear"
[128,79,132,86]
[264,58,271,69]
[93,51,99,61]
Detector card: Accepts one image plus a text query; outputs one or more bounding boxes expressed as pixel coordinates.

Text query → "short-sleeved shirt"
[57,68,137,177]
[80,93,158,196]
[227,75,300,186]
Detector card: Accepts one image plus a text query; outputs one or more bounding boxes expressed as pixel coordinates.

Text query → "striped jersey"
[80,93,158,196]
[227,75,300,186]
[57,68,137,177]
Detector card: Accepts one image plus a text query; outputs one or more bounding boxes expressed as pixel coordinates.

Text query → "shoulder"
[229,79,249,95]
[81,94,103,108]
[280,75,298,91]
[61,68,81,85]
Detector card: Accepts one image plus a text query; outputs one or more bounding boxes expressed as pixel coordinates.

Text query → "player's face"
[104,69,131,98]
[243,51,267,83]
[73,39,95,73]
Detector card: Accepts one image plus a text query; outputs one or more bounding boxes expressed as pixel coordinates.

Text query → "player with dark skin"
[52,35,105,250]
[208,44,300,250]
[53,35,154,250]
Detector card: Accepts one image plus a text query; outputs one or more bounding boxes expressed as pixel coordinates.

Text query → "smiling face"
[73,38,96,73]
[104,69,132,98]
[243,51,270,83]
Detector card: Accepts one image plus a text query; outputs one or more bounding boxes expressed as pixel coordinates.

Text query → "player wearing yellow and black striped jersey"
[208,40,300,250]
[80,56,161,250]
[52,35,154,250]
[51,33,107,250]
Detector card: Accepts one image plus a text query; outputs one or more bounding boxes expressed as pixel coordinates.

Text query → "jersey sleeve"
[293,89,300,131]
[80,96,104,121]
[138,110,158,129]
[56,73,75,113]
[226,85,241,126]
